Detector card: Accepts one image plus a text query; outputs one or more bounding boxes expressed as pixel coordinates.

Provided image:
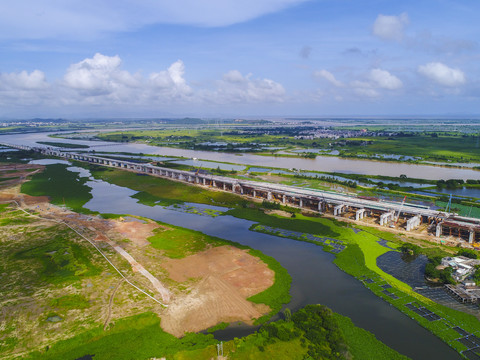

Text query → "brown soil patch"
[0,163,48,205]
[112,218,160,247]
[265,209,294,217]
[160,245,274,336]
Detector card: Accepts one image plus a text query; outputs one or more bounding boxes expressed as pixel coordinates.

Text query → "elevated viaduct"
[3,143,480,244]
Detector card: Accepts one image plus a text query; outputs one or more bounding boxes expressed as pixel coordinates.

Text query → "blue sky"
[0,0,479,118]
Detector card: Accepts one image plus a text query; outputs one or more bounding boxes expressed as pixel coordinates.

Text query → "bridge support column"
[334,204,344,216]
[282,195,286,204]
[253,190,256,198]
[299,199,303,208]
[469,230,475,244]
[355,209,365,221]
[223,183,226,190]
[406,215,420,231]
[212,180,216,187]
[436,223,443,237]
[203,178,206,185]
[267,192,272,201]
[380,211,394,226]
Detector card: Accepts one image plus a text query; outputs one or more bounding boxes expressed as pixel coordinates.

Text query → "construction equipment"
[445,194,452,213]
[394,195,407,225]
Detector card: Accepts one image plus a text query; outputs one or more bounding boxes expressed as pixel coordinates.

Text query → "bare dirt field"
[0,163,48,204]
[1,163,277,340]
[160,246,273,336]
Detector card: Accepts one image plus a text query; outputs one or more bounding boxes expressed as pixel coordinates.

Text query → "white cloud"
[211,70,286,103]
[373,12,409,41]
[351,80,380,98]
[0,53,286,110]
[0,0,308,40]
[315,68,402,99]
[63,53,139,94]
[0,70,47,90]
[369,69,403,90]
[0,70,50,107]
[148,60,192,99]
[418,62,466,86]
[314,70,344,87]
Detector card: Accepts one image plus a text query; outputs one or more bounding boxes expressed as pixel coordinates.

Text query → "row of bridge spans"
[3,142,480,244]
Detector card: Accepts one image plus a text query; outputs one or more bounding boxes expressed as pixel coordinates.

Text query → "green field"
[21,163,94,213]
[89,165,243,207]
[36,141,90,149]
[28,306,408,360]
[338,134,480,163]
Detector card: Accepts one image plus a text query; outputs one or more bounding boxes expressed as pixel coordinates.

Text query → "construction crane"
[445,194,452,213]
[394,195,407,225]
[195,163,203,175]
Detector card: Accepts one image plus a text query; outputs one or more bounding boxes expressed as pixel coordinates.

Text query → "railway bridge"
[3,142,479,244]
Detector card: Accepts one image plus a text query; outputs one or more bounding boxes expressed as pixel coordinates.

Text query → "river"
[40,161,460,360]
[2,131,480,180]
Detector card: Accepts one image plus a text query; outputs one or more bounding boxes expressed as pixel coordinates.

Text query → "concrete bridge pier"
[355,208,365,221]
[267,191,272,201]
[469,230,475,244]
[333,204,344,216]
[436,222,443,237]
[380,211,394,226]
[406,215,421,231]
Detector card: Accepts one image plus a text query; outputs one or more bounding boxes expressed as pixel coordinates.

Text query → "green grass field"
[90,166,243,207]
[339,134,480,163]
[33,306,408,360]
[36,141,90,149]
[21,163,95,213]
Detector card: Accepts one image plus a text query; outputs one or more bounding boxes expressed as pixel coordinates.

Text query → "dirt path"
[104,278,126,330]
[107,240,171,303]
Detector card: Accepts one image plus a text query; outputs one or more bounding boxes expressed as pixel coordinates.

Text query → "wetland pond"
[47,162,461,359]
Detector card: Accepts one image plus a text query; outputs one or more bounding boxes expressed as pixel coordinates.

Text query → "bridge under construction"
[3,142,480,244]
